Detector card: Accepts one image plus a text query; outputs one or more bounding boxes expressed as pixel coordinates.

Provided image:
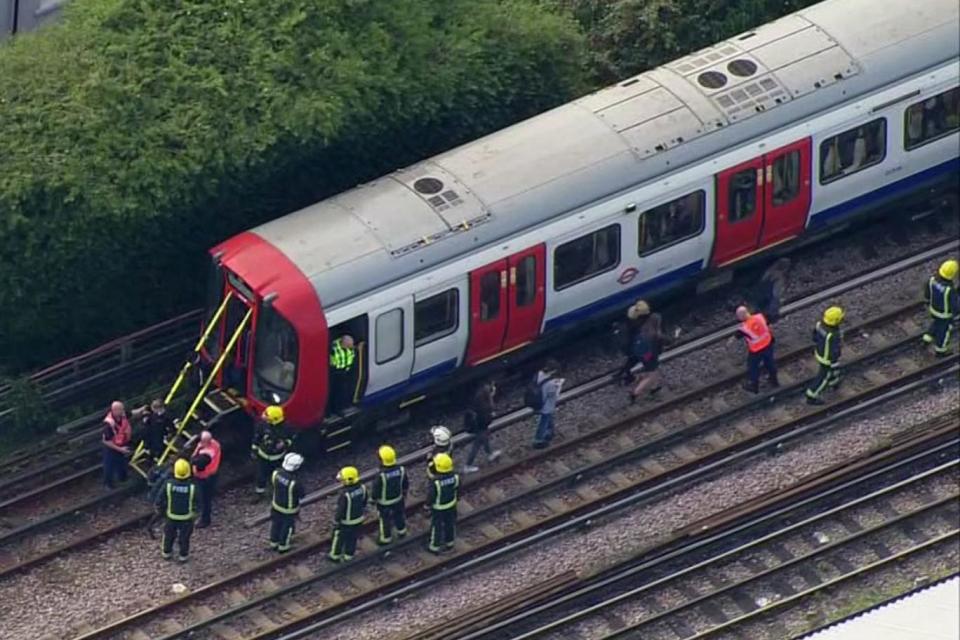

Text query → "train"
[198,0,959,447]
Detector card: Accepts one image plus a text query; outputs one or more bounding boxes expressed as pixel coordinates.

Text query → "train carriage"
[198,0,959,445]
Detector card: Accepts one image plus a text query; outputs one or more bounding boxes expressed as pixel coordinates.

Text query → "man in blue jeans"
[533,360,564,449]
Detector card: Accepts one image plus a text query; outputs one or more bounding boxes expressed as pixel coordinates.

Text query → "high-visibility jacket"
[335,485,367,525]
[192,438,222,479]
[330,339,356,371]
[428,472,460,511]
[371,466,409,506]
[103,412,132,447]
[925,276,957,320]
[156,478,197,521]
[271,469,304,515]
[813,322,842,366]
[251,420,291,461]
[739,313,773,353]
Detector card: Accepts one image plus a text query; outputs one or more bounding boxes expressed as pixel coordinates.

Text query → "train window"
[414,289,459,346]
[515,255,537,307]
[819,118,886,184]
[904,87,960,150]
[728,169,757,222]
[479,271,501,320]
[375,308,404,364]
[638,191,705,256]
[771,151,801,206]
[554,224,621,290]
[252,306,298,404]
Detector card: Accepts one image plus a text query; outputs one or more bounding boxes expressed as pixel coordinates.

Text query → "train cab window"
[771,151,801,206]
[375,308,404,364]
[252,305,298,404]
[905,87,959,150]
[554,224,621,290]
[638,190,705,255]
[479,271,501,320]
[414,289,459,346]
[515,255,537,307]
[819,118,886,184]
[728,169,757,222]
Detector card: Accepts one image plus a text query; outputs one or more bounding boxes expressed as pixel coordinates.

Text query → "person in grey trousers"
[533,359,565,449]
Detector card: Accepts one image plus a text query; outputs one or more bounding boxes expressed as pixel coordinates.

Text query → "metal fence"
[1,0,67,41]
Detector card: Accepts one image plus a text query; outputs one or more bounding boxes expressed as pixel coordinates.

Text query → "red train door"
[759,138,811,246]
[503,244,546,351]
[713,157,764,267]
[466,245,546,365]
[465,260,509,365]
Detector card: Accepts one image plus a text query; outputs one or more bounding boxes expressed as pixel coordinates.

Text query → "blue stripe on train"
[809,157,959,230]
[361,357,458,406]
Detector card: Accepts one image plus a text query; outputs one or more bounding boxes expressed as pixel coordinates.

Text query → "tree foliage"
[0,0,587,371]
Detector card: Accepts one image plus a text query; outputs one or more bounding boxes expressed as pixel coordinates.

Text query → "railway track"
[4,241,951,585]
[64,302,957,639]
[407,413,959,640]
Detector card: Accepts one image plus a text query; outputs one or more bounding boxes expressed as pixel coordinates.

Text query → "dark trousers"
[162,520,194,559]
[102,448,128,488]
[270,510,297,552]
[466,430,492,465]
[255,457,280,493]
[376,503,407,544]
[329,522,361,561]
[329,370,355,414]
[619,355,639,382]
[197,476,217,525]
[745,345,778,391]
[924,317,954,353]
[806,362,841,399]
[429,508,456,552]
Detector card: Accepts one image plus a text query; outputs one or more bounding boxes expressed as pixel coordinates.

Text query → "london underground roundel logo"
[618,267,639,285]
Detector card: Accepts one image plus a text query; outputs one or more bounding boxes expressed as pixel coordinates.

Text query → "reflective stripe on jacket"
[330,339,356,370]
[103,412,132,447]
[164,480,196,521]
[373,466,408,506]
[928,277,955,319]
[813,322,842,366]
[740,313,772,353]
[271,469,303,514]
[336,485,367,525]
[430,473,459,510]
[193,440,222,479]
[251,420,290,461]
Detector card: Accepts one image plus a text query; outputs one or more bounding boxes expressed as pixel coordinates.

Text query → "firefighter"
[191,430,222,528]
[270,452,305,553]
[155,458,198,562]
[329,466,367,562]
[425,425,452,479]
[251,405,291,496]
[923,259,958,357]
[371,445,409,545]
[806,306,844,405]
[329,334,357,415]
[427,453,459,554]
[733,306,779,393]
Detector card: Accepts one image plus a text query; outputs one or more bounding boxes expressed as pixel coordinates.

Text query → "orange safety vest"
[193,439,222,479]
[103,412,132,447]
[740,313,772,353]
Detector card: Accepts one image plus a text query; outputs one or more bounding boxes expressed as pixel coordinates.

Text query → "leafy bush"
[0,0,587,371]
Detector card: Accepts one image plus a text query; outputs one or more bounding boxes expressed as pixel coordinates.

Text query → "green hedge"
[0,0,587,373]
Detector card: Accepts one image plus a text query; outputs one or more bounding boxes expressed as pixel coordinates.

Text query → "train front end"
[200,232,328,429]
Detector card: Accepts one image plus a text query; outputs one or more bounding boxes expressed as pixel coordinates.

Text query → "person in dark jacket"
[752,258,790,324]
[251,405,292,496]
[371,445,409,545]
[328,466,367,562]
[618,300,651,385]
[155,458,198,562]
[270,453,305,553]
[425,425,453,479]
[140,398,174,463]
[629,313,675,403]
[463,381,501,473]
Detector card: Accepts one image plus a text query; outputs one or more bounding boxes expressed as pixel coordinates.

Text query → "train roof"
[247,0,959,309]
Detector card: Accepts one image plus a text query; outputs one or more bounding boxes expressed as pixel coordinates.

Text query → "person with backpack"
[617,299,650,385]
[463,381,501,473]
[628,313,676,403]
[529,359,564,449]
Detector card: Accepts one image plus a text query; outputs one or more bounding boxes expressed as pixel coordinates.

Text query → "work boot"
[487,450,502,462]
[806,396,825,405]
[742,382,759,394]
[196,521,210,530]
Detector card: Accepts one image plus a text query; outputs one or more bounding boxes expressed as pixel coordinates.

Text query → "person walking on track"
[618,300,651,385]
[191,430,222,528]
[270,453,305,553]
[733,306,779,393]
[427,453,459,554]
[806,306,845,405]
[629,312,676,403]
[329,466,367,562]
[371,445,409,545]
[463,381,501,473]
[528,360,564,449]
[923,259,958,357]
[155,458,198,562]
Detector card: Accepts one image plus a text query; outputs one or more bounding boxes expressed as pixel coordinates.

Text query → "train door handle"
[509,267,517,286]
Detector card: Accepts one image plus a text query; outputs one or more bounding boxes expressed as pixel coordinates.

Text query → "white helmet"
[431,425,451,447]
[282,452,304,472]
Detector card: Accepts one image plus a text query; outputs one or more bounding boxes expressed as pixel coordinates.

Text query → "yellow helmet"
[264,405,284,425]
[939,259,958,280]
[174,458,191,479]
[378,445,397,466]
[433,453,454,474]
[822,306,845,327]
[337,466,359,485]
